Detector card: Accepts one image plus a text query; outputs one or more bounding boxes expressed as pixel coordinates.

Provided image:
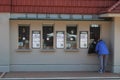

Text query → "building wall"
[110,19,114,73]
[0,13,10,72]
[10,20,111,71]
[113,17,120,73]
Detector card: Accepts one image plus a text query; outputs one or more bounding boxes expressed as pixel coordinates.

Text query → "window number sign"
[80,31,88,48]
[32,31,40,48]
[56,31,64,48]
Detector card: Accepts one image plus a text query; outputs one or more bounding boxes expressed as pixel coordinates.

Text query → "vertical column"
[0,13,10,72]
[112,17,120,73]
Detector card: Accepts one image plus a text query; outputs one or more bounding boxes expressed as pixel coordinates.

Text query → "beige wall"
[10,20,111,71]
[0,13,10,72]
[0,12,119,73]
[112,17,120,73]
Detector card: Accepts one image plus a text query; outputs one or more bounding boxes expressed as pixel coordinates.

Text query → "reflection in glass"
[18,26,29,49]
[43,26,54,49]
[66,26,77,49]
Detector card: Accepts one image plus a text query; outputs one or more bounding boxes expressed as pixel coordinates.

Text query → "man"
[95,39,109,73]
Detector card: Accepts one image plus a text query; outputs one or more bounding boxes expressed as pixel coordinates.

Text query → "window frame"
[42,25,54,49]
[18,25,30,49]
[66,26,77,49]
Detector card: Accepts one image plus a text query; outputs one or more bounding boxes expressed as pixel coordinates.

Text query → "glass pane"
[60,14,70,19]
[38,14,46,19]
[50,14,59,19]
[72,15,82,19]
[90,24,100,39]
[42,26,54,49]
[27,14,37,19]
[66,26,77,49]
[83,15,92,20]
[10,13,26,19]
[18,26,30,49]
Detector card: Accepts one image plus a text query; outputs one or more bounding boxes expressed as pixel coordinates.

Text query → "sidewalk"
[0,71,120,80]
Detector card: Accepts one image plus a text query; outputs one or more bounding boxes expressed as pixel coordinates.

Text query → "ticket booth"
[8,13,112,72]
[0,0,120,73]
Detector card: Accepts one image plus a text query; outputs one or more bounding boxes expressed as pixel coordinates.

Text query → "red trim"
[0,0,119,14]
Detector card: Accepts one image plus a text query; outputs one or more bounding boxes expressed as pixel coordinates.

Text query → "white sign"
[56,32,64,48]
[80,31,88,48]
[32,31,40,48]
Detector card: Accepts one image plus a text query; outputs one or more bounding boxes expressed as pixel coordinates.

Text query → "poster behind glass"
[80,31,88,48]
[56,31,64,48]
[32,31,40,48]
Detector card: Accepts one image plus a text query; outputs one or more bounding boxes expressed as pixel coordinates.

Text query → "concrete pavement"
[0,71,120,80]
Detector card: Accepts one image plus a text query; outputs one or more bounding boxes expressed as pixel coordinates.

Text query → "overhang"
[100,13,120,17]
[0,0,118,14]
[100,0,120,17]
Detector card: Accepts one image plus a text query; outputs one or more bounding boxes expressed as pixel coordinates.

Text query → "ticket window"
[66,26,77,49]
[88,24,100,54]
[42,26,54,49]
[18,26,30,49]
[90,24,100,40]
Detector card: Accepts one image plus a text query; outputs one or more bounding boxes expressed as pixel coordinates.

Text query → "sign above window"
[10,13,106,20]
